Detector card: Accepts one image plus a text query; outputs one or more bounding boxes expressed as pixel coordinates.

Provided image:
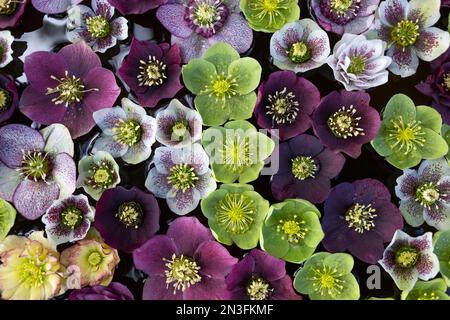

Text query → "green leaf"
[182,59,216,94]
[194,95,229,126]
[385,149,422,169]
[228,92,257,121]
[228,58,261,94]
[383,94,417,122]
[203,42,240,74]
[0,199,16,241]
[418,128,449,159]
[416,106,443,133]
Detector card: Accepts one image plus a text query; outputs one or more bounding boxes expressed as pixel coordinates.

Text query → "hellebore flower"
[157,0,253,63]
[182,42,261,126]
[225,249,301,300]
[395,158,450,230]
[155,99,203,148]
[19,42,120,138]
[293,252,360,300]
[145,143,216,215]
[416,48,450,124]
[0,124,76,220]
[433,230,450,281]
[61,237,120,288]
[0,0,27,29]
[254,71,321,141]
[310,0,379,35]
[379,230,439,291]
[260,199,324,263]
[322,179,404,264]
[69,282,135,300]
[312,90,381,158]
[401,278,450,300]
[108,0,166,15]
[327,33,392,91]
[42,194,95,245]
[0,73,19,123]
[76,151,120,201]
[240,0,300,33]
[270,19,330,74]
[0,198,15,241]
[271,134,345,204]
[92,98,156,165]
[372,94,448,169]
[31,0,83,13]
[95,186,160,253]
[0,30,13,68]
[133,216,238,300]
[201,183,270,249]
[118,38,182,109]
[374,0,450,78]
[202,120,275,184]
[67,0,128,53]
[0,231,65,300]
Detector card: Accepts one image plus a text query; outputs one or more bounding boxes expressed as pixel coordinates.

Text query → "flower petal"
[415,27,450,62]
[52,153,76,200]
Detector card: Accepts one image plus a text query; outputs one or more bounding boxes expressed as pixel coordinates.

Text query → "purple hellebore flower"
[0,73,19,123]
[322,179,404,264]
[133,216,238,300]
[310,0,379,35]
[254,70,321,141]
[0,0,28,29]
[225,249,301,300]
[118,38,182,109]
[145,143,216,215]
[395,157,450,230]
[271,134,345,204]
[41,194,94,245]
[416,48,450,124]
[312,90,381,158]
[95,186,160,253]
[0,124,76,220]
[67,0,128,53]
[374,0,450,78]
[379,230,439,291]
[68,282,134,300]
[19,42,121,139]
[156,0,253,63]
[31,0,83,14]
[107,0,166,15]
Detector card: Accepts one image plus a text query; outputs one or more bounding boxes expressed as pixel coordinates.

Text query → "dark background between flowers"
[3,0,449,300]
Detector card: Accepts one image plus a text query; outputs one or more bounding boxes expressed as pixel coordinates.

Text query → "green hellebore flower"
[442,124,450,161]
[202,120,275,183]
[293,252,360,300]
[433,230,450,283]
[0,198,15,241]
[240,0,300,33]
[201,183,269,249]
[182,42,262,126]
[372,94,448,169]
[260,199,323,263]
[401,278,450,300]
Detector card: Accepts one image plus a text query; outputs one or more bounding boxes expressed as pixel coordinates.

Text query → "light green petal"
[208,219,233,246]
[383,94,416,122]
[228,92,257,121]
[371,124,392,157]
[284,244,316,264]
[0,199,16,241]
[182,59,217,94]
[287,199,321,218]
[224,120,256,132]
[399,199,425,227]
[324,253,354,274]
[254,132,276,159]
[385,149,422,169]
[200,189,228,220]
[260,226,290,260]
[333,273,360,300]
[203,42,240,74]
[231,221,262,250]
[416,106,443,133]
[442,124,450,159]
[228,58,261,94]
[302,211,324,248]
[434,230,450,279]
[220,183,254,193]
[418,128,449,159]
[402,278,450,300]
[194,95,229,127]
[211,163,240,183]
[293,252,331,294]
[238,161,264,183]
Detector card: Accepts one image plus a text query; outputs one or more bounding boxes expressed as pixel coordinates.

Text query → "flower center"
[87,251,103,267]
[441,72,450,91]
[18,245,53,289]
[266,87,299,124]
[163,254,202,294]
[276,215,307,244]
[221,133,252,172]
[347,55,366,75]
[291,156,317,180]
[167,163,199,192]
[60,206,84,230]
[310,265,344,296]
[46,71,98,107]
[327,105,364,139]
[86,15,110,39]
[171,121,190,141]
[418,292,440,300]
[116,201,144,229]
[330,0,354,15]
[0,0,20,15]
[246,277,272,300]
[395,246,419,269]
[185,0,228,37]
[138,56,167,87]
[86,160,118,190]
[287,41,312,64]
[203,73,238,102]
[391,20,419,47]
[249,0,290,23]
[345,203,377,233]
[386,116,426,154]
[216,193,255,234]
[415,182,440,207]
[0,88,12,112]
[18,150,51,182]
[112,119,143,146]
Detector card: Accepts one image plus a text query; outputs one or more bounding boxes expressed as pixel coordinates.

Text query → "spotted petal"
[415,27,450,62]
